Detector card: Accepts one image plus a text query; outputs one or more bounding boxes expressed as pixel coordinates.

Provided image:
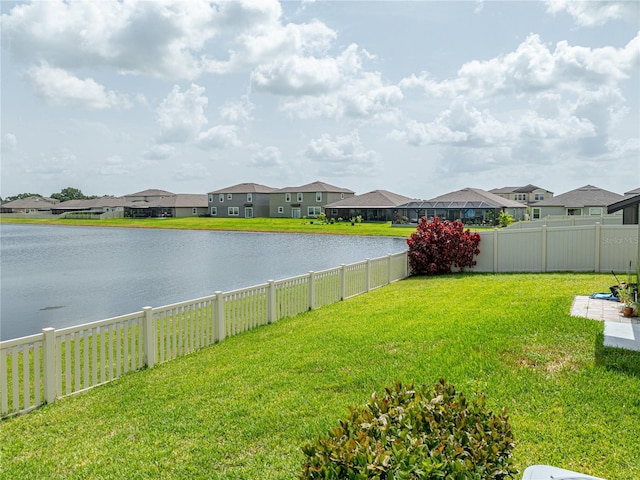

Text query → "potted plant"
[617,286,637,317]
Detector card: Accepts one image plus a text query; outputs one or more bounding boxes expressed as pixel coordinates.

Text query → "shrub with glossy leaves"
[407,216,481,275]
[300,379,517,480]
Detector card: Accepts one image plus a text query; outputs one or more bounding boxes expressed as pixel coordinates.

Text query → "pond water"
[0,224,407,340]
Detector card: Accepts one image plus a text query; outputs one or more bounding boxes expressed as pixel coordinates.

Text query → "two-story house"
[532,185,623,220]
[489,184,553,207]
[269,181,355,219]
[208,183,277,218]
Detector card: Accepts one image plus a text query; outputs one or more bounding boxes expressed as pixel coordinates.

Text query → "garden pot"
[622,306,634,317]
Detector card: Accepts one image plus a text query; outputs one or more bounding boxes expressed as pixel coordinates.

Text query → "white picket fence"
[0,252,409,418]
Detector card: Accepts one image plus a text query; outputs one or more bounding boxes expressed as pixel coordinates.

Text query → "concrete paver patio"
[571,296,640,351]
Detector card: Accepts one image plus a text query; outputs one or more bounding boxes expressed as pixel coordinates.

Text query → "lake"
[0,224,407,340]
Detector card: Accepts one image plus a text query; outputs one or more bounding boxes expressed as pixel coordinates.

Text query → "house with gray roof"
[396,187,527,225]
[269,181,354,218]
[607,187,640,225]
[324,190,416,222]
[531,185,624,220]
[0,196,59,214]
[489,184,553,206]
[208,183,277,218]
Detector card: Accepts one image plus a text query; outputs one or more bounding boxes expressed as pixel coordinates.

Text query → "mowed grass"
[0,216,417,237]
[1,273,639,479]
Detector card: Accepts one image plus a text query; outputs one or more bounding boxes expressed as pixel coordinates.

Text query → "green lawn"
[1,273,638,479]
[0,216,416,237]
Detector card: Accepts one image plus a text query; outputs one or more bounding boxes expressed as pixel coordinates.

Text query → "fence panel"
[496,228,544,272]
[313,268,342,308]
[55,312,145,398]
[275,274,310,320]
[600,225,639,273]
[0,334,44,417]
[344,262,367,298]
[369,256,389,289]
[223,284,269,336]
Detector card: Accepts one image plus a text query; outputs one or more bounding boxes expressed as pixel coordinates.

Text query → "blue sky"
[1,0,638,199]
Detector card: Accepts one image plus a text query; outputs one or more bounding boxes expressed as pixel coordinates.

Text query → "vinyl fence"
[473,223,638,273]
[0,252,409,418]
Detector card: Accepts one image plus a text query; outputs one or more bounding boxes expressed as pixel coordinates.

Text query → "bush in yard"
[407,216,481,275]
[300,379,517,480]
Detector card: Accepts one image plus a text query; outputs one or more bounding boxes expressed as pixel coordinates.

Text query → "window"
[340,193,345,199]
[278,206,284,214]
[297,193,303,202]
[285,193,291,202]
[534,193,544,201]
[208,194,213,203]
[228,206,239,216]
[308,206,322,217]
[245,207,253,218]
[515,194,526,201]
[316,192,322,202]
[246,193,252,203]
[567,208,582,216]
[291,207,301,219]
[589,207,603,215]
[192,208,197,215]
[532,207,540,220]
[227,193,233,200]
[210,207,217,216]
[219,194,224,202]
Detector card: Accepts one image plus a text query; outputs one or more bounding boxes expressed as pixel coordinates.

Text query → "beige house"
[269,181,354,218]
[489,184,553,206]
[531,185,624,220]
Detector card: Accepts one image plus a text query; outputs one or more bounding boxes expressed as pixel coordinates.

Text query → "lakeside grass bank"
[1,273,638,479]
[0,216,417,237]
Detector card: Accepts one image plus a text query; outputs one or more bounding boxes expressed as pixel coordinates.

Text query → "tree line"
[1,187,110,203]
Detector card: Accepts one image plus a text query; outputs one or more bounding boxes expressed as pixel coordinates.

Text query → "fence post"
[308,271,315,310]
[493,229,499,273]
[541,226,547,273]
[43,327,56,405]
[365,259,371,292]
[340,264,346,300]
[268,280,276,323]
[594,222,601,272]
[215,291,226,342]
[387,254,392,284]
[143,306,155,369]
[404,250,409,278]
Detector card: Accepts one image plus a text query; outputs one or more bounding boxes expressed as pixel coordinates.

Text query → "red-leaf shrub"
[407,216,481,275]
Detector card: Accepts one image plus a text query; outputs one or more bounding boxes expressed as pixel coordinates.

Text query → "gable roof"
[1,196,60,208]
[624,187,640,196]
[608,194,640,214]
[399,187,526,209]
[275,181,354,194]
[325,190,416,208]
[209,183,277,194]
[489,184,552,194]
[125,189,175,197]
[533,185,623,208]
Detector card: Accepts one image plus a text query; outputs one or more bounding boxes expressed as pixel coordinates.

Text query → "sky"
[1,0,639,200]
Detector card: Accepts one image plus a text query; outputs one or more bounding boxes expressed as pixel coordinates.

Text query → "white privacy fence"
[472,223,638,273]
[0,252,409,418]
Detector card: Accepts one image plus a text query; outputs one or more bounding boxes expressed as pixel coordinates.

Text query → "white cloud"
[219,96,255,124]
[143,144,176,160]
[196,125,241,150]
[96,155,132,176]
[2,133,18,153]
[25,149,77,176]
[1,0,224,80]
[544,0,639,27]
[156,84,209,144]
[250,146,283,167]
[174,162,211,182]
[26,64,131,109]
[304,130,380,176]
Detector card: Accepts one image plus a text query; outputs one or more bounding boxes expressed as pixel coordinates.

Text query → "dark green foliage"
[301,379,517,480]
